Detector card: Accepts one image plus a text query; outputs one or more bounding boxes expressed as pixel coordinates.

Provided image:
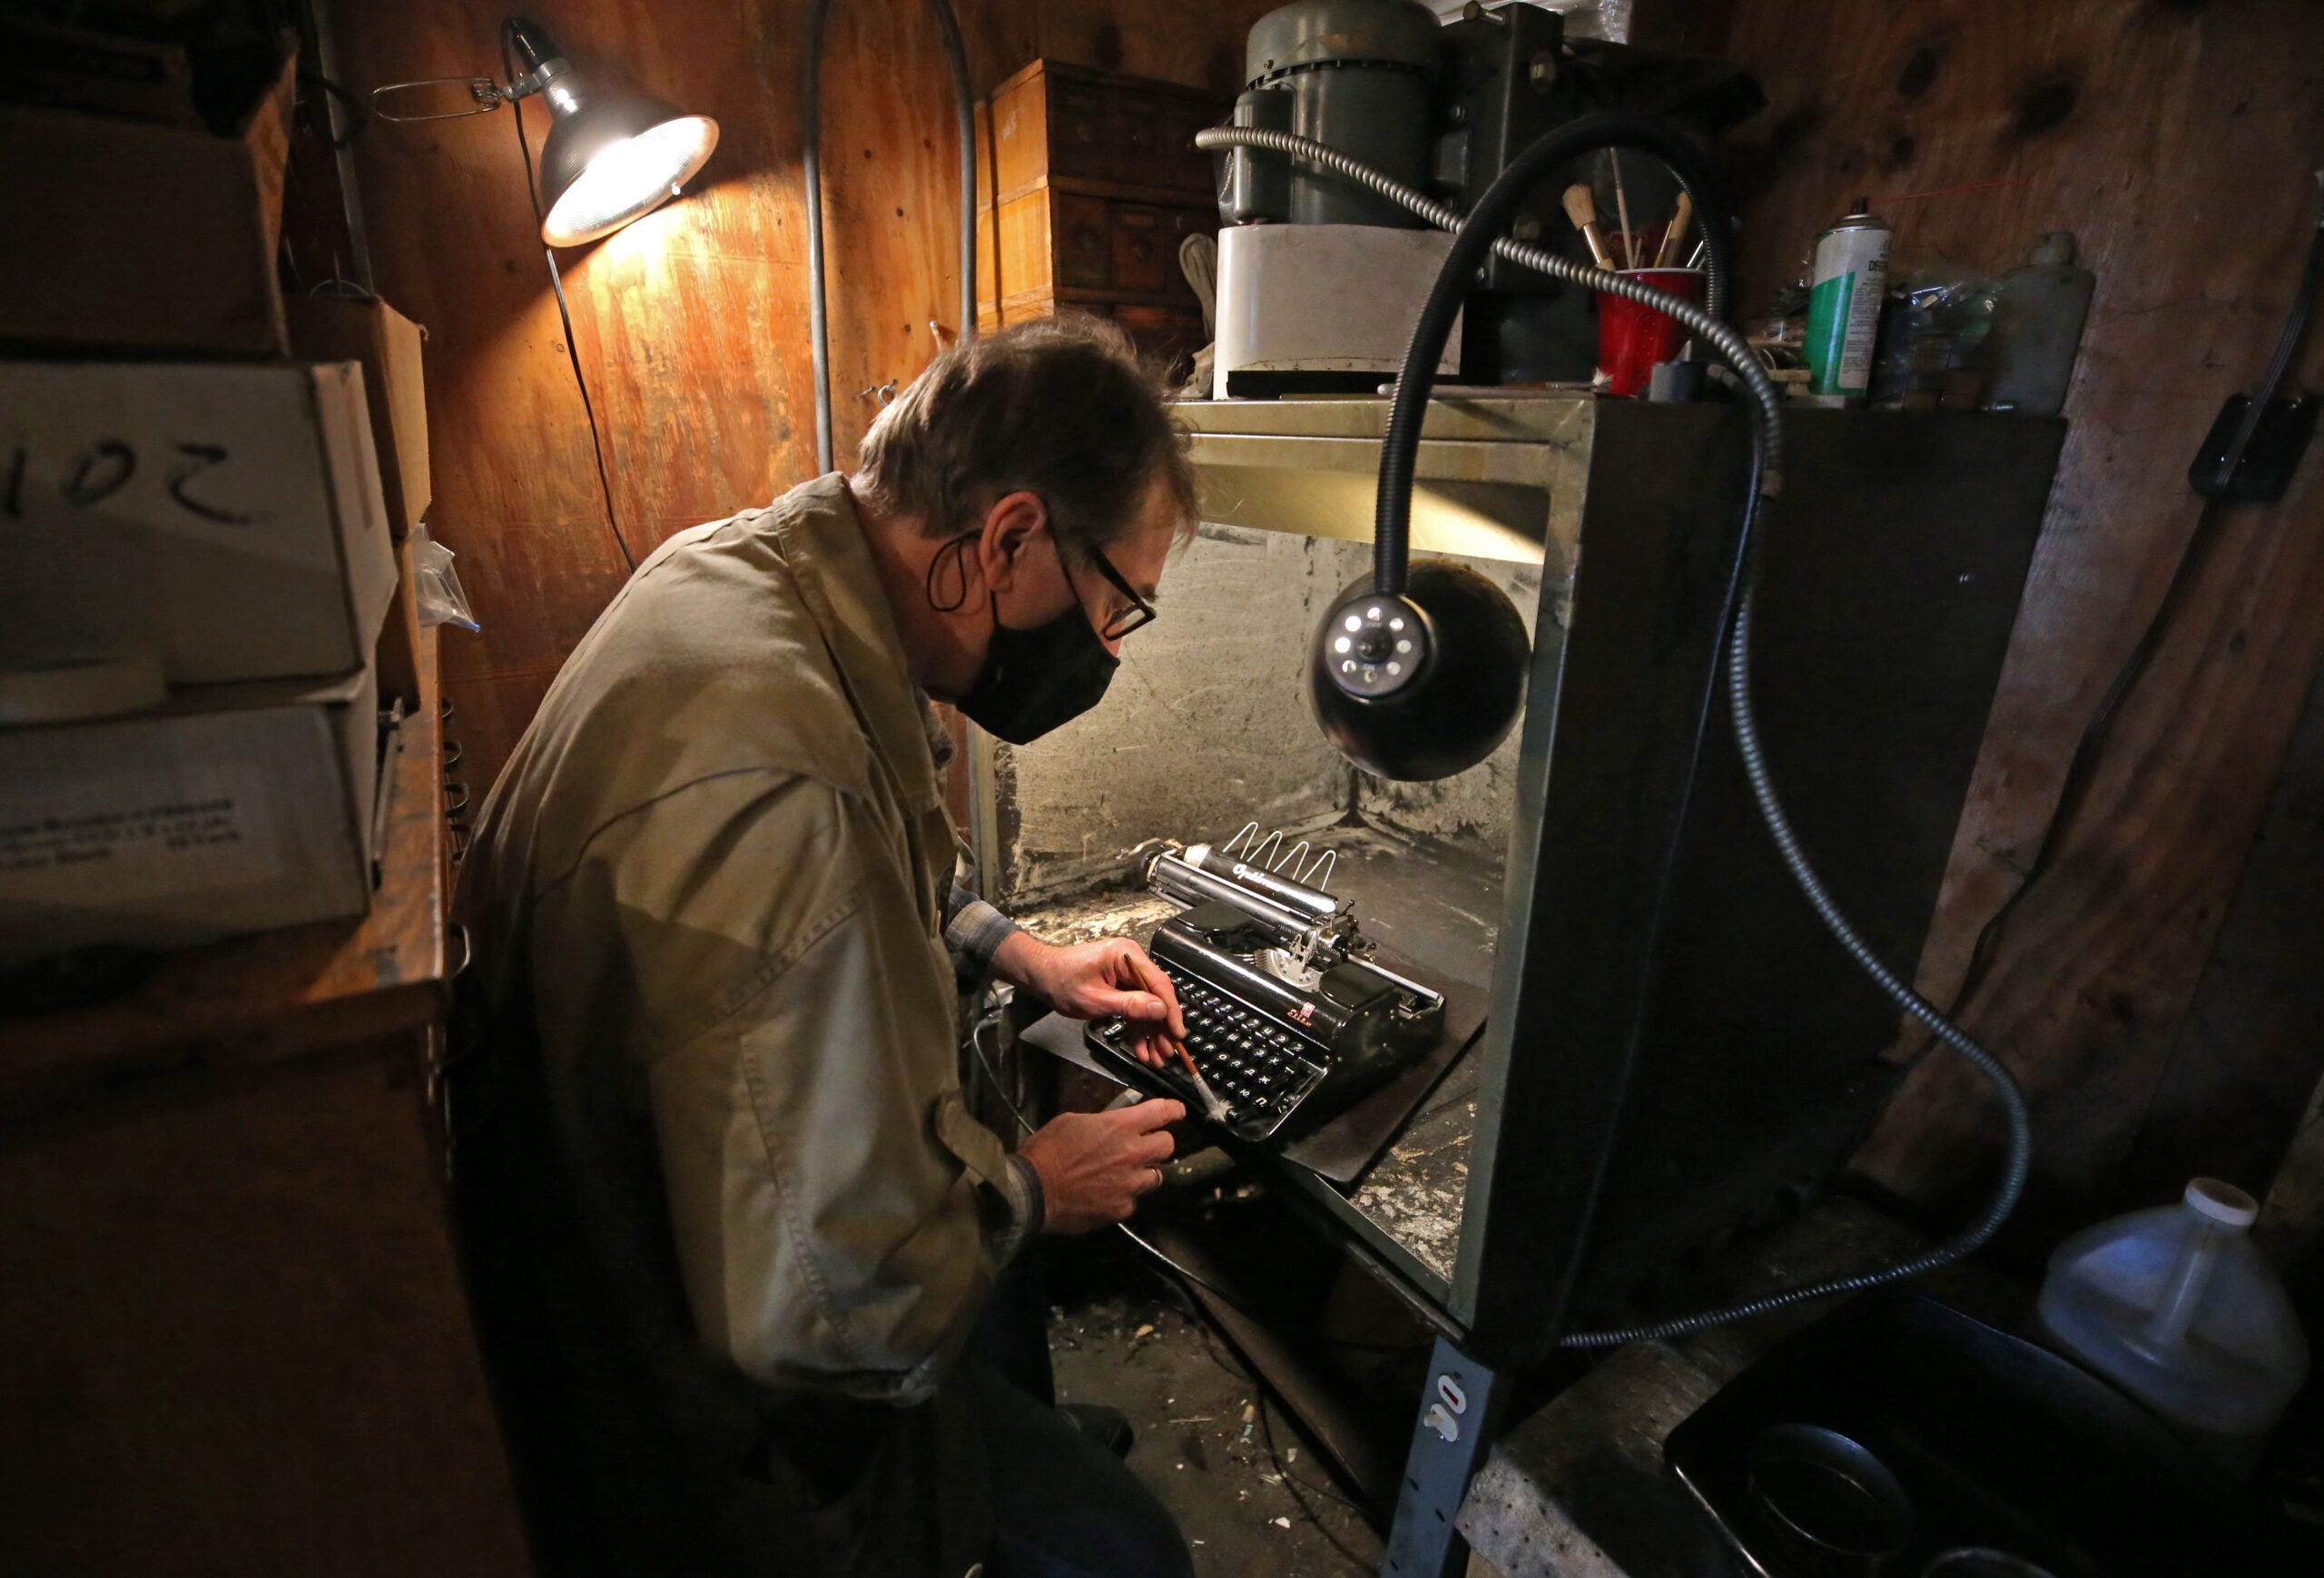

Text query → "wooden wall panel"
[0,1043,531,1575]
[2124,664,2324,1203]
[1712,0,2324,1217]
[337,0,812,787]
[336,0,1274,794]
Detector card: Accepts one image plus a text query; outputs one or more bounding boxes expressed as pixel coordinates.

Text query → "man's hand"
[994,932,1187,1068]
[1018,1098,1186,1234]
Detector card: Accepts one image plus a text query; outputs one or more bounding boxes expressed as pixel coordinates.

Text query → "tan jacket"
[458,474,1035,1407]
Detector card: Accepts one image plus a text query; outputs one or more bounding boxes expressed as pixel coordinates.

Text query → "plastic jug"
[2036,1179,2309,1475]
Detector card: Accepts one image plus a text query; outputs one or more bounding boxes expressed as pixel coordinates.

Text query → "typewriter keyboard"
[1089,962,1329,1139]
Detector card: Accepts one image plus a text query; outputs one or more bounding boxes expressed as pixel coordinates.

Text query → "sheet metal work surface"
[1276,824,1504,1284]
[1277,956,1488,1185]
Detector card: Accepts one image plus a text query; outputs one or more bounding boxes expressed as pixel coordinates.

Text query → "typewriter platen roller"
[1084,827,1445,1142]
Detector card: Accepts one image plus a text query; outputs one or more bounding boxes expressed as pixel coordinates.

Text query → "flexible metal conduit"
[803,0,979,473]
[1195,122,2033,1348]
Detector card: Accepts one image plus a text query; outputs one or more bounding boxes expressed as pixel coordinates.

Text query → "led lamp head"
[1309,560,1529,782]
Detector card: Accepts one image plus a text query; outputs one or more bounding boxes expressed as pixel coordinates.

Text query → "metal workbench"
[983,393,2065,1576]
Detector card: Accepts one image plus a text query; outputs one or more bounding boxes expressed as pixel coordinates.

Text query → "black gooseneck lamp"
[1307,119,1736,783]
[1276,115,2041,1347]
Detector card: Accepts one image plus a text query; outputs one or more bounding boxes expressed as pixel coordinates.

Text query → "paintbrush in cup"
[1562,183,1619,271]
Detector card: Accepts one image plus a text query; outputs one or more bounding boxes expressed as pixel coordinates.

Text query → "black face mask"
[956,590,1119,745]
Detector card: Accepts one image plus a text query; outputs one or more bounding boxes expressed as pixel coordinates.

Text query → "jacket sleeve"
[531,770,1036,1405]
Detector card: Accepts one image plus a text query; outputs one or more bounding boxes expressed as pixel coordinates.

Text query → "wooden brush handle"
[1562,184,1618,271]
[1654,192,1695,268]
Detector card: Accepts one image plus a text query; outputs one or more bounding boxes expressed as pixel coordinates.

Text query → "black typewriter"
[1084,838,1444,1142]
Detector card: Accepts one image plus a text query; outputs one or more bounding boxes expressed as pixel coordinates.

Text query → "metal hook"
[860,379,900,405]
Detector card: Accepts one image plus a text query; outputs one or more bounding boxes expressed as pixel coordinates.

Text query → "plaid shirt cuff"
[1006,1153,1046,1238]
[943,885,1020,980]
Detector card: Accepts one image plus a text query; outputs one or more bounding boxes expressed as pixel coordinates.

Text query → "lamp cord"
[502,23,635,574]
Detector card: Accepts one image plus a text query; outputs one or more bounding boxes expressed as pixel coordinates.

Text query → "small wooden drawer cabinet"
[974,59,1226,376]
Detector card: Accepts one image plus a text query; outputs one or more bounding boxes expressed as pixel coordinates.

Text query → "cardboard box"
[0,50,294,357]
[0,15,202,129]
[0,666,379,968]
[288,297,432,539]
[0,359,399,685]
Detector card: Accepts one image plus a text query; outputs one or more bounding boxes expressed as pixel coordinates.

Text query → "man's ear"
[976,490,1049,594]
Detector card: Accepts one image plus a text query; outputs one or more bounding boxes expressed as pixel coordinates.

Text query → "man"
[458,319,1200,1577]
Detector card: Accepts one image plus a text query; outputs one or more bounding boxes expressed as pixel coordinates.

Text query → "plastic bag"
[1868,272,1997,409]
[409,522,479,631]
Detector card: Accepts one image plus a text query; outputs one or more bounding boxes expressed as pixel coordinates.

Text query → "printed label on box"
[0,760,284,904]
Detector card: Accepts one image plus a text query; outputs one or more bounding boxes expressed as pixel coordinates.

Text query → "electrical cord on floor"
[1148,1244,1385,1562]
[965,1015,1384,1557]
[1256,1392,1384,1565]
[1195,122,2034,1349]
[502,24,635,574]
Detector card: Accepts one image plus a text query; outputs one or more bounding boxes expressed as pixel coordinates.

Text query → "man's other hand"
[995,933,1187,1067]
[1019,1098,1186,1234]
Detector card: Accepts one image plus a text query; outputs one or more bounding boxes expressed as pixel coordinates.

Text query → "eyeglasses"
[1078,543,1158,640]
[936,521,1158,639]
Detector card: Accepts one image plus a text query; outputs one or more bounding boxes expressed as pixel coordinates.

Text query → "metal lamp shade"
[537,91,719,246]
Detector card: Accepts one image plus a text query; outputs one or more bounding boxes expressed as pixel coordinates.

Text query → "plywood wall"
[334,0,1281,791]
[1710,0,2324,1222]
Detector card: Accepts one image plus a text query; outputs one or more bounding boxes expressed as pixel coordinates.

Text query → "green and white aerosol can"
[1804,199,1891,405]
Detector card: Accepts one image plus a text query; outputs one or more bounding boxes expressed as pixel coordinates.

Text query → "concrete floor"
[1049,1284,1384,1578]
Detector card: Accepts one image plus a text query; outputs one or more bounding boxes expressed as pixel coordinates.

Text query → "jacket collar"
[770,473,943,817]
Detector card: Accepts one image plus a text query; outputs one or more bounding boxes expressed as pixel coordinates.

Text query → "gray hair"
[854,315,1196,557]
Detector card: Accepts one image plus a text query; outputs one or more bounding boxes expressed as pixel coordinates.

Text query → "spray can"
[1804,200,1891,404]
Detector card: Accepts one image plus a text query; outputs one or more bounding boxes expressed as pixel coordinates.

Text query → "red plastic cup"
[1596,268,1708,398]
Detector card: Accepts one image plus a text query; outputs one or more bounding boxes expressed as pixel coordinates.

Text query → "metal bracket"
[2188,394,2318,502]
[369,75,508,123]
[1383,1336,1510,1578]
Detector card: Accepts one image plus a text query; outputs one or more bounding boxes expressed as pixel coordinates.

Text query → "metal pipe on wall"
[802,0,978,474]
[802,0,836,471]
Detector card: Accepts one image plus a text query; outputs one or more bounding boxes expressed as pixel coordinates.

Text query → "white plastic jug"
[2037,1178,2309,1476]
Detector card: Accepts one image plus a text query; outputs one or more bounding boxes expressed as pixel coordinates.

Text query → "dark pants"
[967,1256,1194,1578]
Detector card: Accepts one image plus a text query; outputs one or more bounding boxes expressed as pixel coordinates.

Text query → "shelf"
[0,618,450,1107]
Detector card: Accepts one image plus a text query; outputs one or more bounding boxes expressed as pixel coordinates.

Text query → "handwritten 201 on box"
[0,360,397,685]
